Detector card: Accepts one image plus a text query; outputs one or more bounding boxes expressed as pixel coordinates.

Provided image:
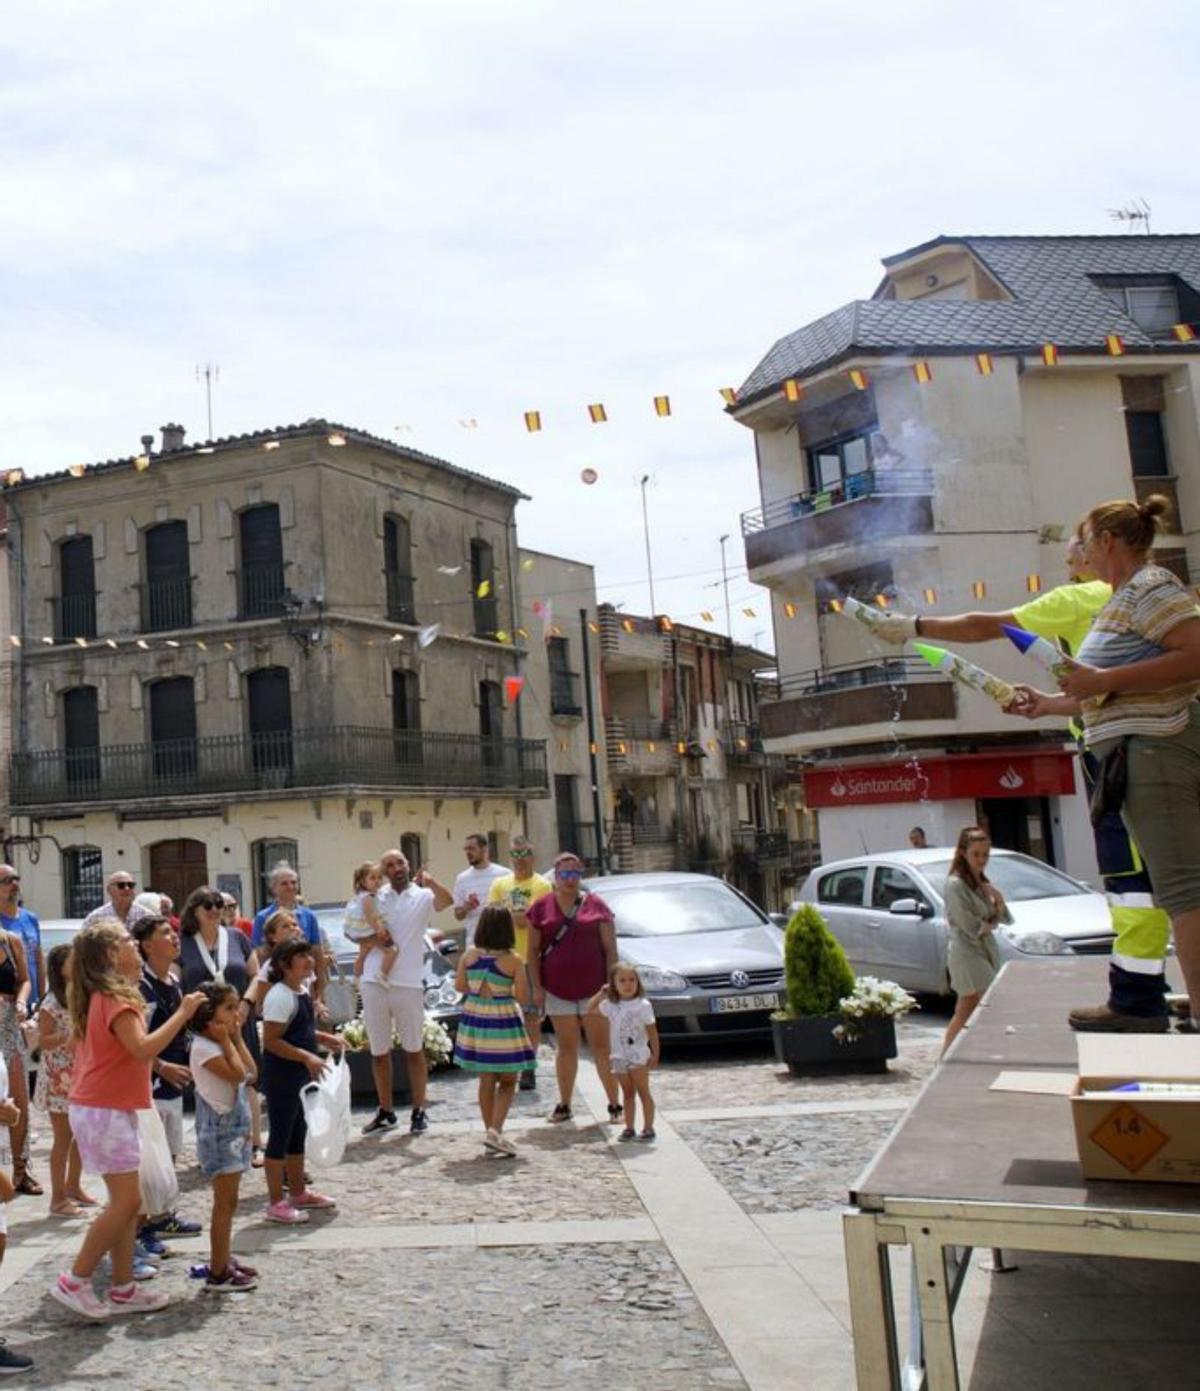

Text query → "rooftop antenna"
[195,362,220,439]
[1106,199,1151,234]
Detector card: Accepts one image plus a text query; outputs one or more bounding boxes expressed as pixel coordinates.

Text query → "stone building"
[3,419,555,915]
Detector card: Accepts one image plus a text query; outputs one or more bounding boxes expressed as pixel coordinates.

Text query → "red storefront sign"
[804,751,1077,808]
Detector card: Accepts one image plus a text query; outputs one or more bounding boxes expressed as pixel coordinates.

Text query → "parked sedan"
[584,872,785,1041]
[793,848,1115,995]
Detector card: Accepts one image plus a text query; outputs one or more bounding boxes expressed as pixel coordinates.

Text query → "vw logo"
[730,969,750,989]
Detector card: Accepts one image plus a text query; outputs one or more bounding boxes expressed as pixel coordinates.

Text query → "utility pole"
[196,362,220,439]
[718,533,733,638]
[580,606,607,874]
[640,475,657,615]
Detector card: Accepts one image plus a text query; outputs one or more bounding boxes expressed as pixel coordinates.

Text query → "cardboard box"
[1072,1035,1200,1184]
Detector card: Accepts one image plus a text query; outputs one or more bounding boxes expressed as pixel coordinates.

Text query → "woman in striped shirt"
[1014,495,1200,1020]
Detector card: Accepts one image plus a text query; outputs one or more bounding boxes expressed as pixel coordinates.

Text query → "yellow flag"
[912,361,932,385]
[783,602,797,619]
[654,395,671,417]
[588,403,607,423]
[476,579,491,599]
[524,411,542,432]
[719,387,738,405]
[849,369,869,391]
[783,379,802,402]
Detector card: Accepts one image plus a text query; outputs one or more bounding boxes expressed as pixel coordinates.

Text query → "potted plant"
[338,1015,455,1101]
[771,905,914,1074]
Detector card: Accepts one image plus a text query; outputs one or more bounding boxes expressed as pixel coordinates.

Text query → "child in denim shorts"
[189,983,258,1293]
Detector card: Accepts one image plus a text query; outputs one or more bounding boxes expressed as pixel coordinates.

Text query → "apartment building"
[3,420,552,915]
[598,604,791,909]
[733,234,1200,875]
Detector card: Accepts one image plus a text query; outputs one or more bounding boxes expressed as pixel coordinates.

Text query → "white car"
[793,848,1114,995]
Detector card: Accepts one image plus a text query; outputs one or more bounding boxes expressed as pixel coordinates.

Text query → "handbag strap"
[540,892,587,962]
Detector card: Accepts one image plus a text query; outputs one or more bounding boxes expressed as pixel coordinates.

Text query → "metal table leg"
[843,1211,901,1390]
[912,1235,961,1391]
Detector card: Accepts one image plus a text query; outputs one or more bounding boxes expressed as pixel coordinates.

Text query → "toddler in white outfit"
[588,963,659,1140]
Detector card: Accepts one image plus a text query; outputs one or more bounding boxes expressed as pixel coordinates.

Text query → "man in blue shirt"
[251,862,326,1004]
[0,866,43,1006]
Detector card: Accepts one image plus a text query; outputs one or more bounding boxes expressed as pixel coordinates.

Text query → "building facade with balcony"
[3,420,553,914]
[598,604,790,909]
[734,234,1200,874]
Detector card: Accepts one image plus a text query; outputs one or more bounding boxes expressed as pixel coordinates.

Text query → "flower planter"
[345,1046,413,1105]
[771,1014,897,1076]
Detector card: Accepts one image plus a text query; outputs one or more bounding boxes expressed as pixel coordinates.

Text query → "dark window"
[62,846,104,918]
[149,677,197,780]
[548,637,581,715]
[392,668,422,769]
[871,865,928,911]
[56,536,97,642]
[554,774,580,850]
[806,429,874,495]
[479,679,503,775]
[1096,278,1182,339]
[816,561,895,616]
[470,539,498,638]
[252,837,297,911]
[1126,411,1170,478]
[247,668,292,779]
[400,832,423,871]
[238,505,285,619]
[63,686,101,790]
[143,521,192,631]
[383,515,416,625]
[816,866,866,906]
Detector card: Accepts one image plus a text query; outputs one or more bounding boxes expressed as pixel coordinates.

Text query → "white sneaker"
[483,1128,505,1153]
[49,1275,109,1321]
[495,1133,518,1157]
[107,1284,170,1316]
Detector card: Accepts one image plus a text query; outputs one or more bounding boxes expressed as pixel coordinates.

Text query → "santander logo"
[830,776,848,798]
[998,765,1025,790]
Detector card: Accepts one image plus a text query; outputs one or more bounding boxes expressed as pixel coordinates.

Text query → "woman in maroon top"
[527,853,621,1123]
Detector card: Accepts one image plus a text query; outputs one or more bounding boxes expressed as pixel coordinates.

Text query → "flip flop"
[49,1202,85,1218]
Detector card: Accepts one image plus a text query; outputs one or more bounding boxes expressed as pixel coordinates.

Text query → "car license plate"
[709,992,780,1014]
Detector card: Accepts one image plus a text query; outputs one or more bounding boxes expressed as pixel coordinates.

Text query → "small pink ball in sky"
[580,468,598,485]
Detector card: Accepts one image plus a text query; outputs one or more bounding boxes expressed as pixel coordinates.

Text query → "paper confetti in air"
[1173,323,1197,342]
[417,624,441,648]
[700,611,714,623]
[972,580,987,599]
[133,454,150,472]
[588,404,607,423]
[923,587,937,604]
[587,621,600,634]
[437,565,462,575]
[1105,334,1125,357]
[521,558,535,572]
[458,419,478,430]
[742,607,755,618]
[783,602,797,619]
[1026,574,1042,594]
[68,464,86,478]
[476,579,491,599]
[622,619,635,633]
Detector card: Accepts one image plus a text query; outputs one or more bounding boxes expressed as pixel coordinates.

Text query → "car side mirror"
[889,898,931,918]
[768,912,788,929]
[438,939,459,957]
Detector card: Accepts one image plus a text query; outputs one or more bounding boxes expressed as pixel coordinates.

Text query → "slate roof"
[5,418,528,499]
[736,235,1200,406]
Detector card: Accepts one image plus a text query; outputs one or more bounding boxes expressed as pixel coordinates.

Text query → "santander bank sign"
[806,752,1075,809]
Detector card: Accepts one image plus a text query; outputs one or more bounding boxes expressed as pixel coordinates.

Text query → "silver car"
[793,848,1115,995]
[586,872,785,1041]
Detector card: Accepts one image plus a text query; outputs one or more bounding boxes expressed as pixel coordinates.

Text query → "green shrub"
[782,903,856,1018]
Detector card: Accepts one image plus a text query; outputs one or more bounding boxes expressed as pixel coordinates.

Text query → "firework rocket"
[839,595,892,634]
[913,642,1016,707]
[1001,623,1071,676]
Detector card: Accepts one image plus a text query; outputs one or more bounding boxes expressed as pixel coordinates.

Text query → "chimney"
[140,434,155,457]
[160,423,186,453]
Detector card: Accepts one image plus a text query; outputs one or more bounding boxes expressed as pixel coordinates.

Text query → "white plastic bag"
[302,1054,351,1169]
[137,1107,179,1214]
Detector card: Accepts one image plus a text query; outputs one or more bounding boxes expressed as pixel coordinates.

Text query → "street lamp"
[718,534,732,637]
[641,475,657,615]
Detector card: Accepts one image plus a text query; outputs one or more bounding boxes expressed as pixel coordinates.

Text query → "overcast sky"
[3,1,1197,651]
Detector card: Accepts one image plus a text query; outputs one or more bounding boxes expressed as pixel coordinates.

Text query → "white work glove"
[868,611,917,646]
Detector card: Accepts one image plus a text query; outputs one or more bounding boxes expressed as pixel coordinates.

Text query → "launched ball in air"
[580,468,598,485]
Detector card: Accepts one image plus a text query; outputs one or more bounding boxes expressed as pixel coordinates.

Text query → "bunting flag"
[719,387,738,405]
[783,602,797,619]
[68,464,86,478]
[923,587,937,604]
[653,395,671,417]
[1026,574,1042,594]
[741,607,755,618]
[1041,344,1060,367]
[1105,334,1125,357]
[621,618,635,633]
[658,616,672,632]
[848,369,869,391]
[132,455,150,472]
[475,579,491,599]
[587,621,600,634]
[647,740,656,753]
[783,379,803,402]
[617,741,627,755]
[1173,323,1197,342]
[700,610,714,622]
[972,580,987,599]
[974,353,994,376]
[912,361,933,385]
[503,675,525,705]
[675,740,687,755]
[588,403,607,423]
[523,411,542,433]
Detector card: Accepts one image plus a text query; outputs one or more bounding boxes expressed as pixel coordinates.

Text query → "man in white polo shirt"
[361,847,453,1136]
[452,833,508,951]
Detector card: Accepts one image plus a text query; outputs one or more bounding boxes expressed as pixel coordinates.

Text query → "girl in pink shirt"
[52,920,203,1322]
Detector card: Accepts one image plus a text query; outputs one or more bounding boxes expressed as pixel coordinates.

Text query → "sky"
[3,0,1198,652]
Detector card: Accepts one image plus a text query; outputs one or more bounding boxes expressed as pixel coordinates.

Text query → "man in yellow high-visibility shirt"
[489,836,552,1087]
[874,539,1171,1032]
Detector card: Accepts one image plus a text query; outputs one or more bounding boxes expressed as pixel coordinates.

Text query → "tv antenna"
[195,362,220,439]
[1107,199,1151,234]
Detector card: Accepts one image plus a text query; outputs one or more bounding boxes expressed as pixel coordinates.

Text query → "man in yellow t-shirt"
[873,540,1171,1033]
[488,835,551,1088]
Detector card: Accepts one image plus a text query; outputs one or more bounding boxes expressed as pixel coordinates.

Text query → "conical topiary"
[782,903,857,1018]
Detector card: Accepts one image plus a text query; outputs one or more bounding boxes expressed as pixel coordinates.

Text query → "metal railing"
[51,592,97,643]
[740,467,935,536]
[755,830,790,863]
[140,577,194,632]
[774,655,943,701]
[238,562,287,620]
[550,670,582,716]
[607,717,676,742]
[10,725,549,807]
[630,823,678,846]
[724,720,763,757]
[385,570,417,625]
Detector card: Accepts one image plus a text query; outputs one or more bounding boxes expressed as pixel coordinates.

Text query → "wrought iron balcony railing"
[10,725,549,807]
[385,570,417,625]
[51,592,97,643]
[140,577,194,633]
[238,562,287,621]
[550,669,582,716]
[740,467,935,537]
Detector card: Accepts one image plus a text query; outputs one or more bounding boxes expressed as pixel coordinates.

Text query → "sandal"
[49,1201,85,1218]
[607,1103,623,1123]
[547,1103,572,1124]
[251,1146,265,1169]
[14,1175,43,1197]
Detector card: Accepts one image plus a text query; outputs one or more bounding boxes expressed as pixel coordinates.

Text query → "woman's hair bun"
[1141,494,1170,520]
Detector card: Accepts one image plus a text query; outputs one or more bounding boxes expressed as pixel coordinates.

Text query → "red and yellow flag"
[912,360,933,385]
[524,410,542,432]
[974,353,994,376]
[1172,323,1197,343]
[622,618,635,633]
[783,378,803,402]
[658,616,672,632]
[719,387,738,405]
[922,587,937,605]
[653,395,671,417]
[848,368,869,391]
[587,403,607,423]
[700,611,714,623]
[972,580,987,599]
[1105,333,1125,357]
[783,602,797,619]
[1026,574,1042,594]
[1041,344,1059,367]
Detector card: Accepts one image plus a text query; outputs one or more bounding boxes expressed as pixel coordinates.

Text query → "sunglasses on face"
[511,849,534,859]
[199,898,223,910]
[113,882,136,891]
[556,869,582,881]
[0,876,19,886]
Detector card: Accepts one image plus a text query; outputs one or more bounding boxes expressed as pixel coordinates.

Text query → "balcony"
[598,609,670,670]
[606,717,678,775]
[51,592,97,644]
[238,562,287,621]
[10,726,549,809]
[759,656,956,750]
[385,570,417,626]
[140,577,194,633]
[611,820,680,874]
[550,669,583,717]
[740,468,935,575]
[724,720,765,763]
[754,830,790,866]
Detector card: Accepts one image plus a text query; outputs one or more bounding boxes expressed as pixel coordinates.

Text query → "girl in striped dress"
[453,907,536,1157]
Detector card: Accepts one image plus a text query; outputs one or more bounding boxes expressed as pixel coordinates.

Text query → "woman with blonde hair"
[941,827,1011,1056]
[1014,495,1200,1024]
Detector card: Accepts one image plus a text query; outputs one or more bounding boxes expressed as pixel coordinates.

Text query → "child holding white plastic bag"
[189,982,259,1293]
[0,1056,33,1370]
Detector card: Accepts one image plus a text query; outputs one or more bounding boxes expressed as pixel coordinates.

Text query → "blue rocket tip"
[1001,624,1037,653]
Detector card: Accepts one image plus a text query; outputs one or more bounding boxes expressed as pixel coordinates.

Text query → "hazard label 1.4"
[1089,1103,1170,1174]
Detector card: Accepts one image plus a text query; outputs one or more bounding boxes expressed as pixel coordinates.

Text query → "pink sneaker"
[106,1283,170,1316]
[264,1199,309,1225]
[50,1274,109,1321]
[290,1189,336,1210]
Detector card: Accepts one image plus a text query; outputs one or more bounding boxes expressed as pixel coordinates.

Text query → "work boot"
[1068,1003,1169,1033]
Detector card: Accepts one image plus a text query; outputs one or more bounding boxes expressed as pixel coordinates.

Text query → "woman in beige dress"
[941,827,1012,1056]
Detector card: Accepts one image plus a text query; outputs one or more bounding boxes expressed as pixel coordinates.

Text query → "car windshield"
[601,882,766,938]
[920,856,1088,903]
